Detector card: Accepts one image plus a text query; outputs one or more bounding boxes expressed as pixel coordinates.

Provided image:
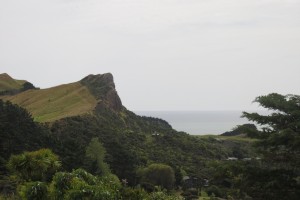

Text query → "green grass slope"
[2,82,97,122]
[0,73,26,92]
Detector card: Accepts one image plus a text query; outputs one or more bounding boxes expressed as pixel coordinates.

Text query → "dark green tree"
[21,82,36,92]
[241,93,300,199]
[242,93,300,166]
[138,163,175,191]
[0,100,46,161]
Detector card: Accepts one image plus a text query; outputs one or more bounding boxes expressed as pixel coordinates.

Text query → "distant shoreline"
[134,110,266,135]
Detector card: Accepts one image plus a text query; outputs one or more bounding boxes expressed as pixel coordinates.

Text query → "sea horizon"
[134,110,265,135]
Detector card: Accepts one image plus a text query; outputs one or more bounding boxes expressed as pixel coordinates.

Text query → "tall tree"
[85,138,110,176]
[242,93,300,166]
[241,93,300,199]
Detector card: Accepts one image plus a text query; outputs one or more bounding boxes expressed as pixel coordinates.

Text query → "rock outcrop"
[80,73,123,112]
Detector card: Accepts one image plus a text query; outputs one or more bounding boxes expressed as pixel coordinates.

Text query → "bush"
[7,149,61,182]
[138,163,175,190]
[181,188,199,200]
[49,169,121,200]
[206,185,223,198]
[148,191,184,200]
[19,182,48,200]
[120,187,149,200]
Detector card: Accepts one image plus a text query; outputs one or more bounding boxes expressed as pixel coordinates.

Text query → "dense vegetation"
[1,74,299,199]
[0,98,254,199]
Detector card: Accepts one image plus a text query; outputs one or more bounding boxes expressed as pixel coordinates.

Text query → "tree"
[19,181,48,200]
[49,169,121,200]
[0,100,46,161]
[241,93,300,199]
[21,82,36,92]
[138,163,175,190]
[7,149,61,182]
[242,93,300,166]
[85,137,110,176]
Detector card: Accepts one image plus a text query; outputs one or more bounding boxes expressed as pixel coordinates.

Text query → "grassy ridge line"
[3,82,98,122]
[0,73,26,92]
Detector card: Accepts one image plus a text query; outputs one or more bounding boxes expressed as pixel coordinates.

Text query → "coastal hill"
[0,73,122,122]
[0,73,27,92]
[0,72,262,199]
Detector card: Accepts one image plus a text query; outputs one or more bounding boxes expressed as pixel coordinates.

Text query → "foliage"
[181,188,199,200]
[20,82,36,92]
[120,187,183,200]
[229,93,300,199]
[0,100,51,194]
[243,93,300,148]
[0,100,47,161]
[85,137,110,176]
[7,149,61,182]
[49,168,121,200]
[138,163,175,190]
[148,191,183,200]
[243,93,300,166]
[18,181,48,200]
[120,187,149,200]
[0,99,258,199]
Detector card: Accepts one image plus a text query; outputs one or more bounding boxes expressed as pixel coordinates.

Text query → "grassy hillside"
[0,73,26,92]
[2,82,97,122]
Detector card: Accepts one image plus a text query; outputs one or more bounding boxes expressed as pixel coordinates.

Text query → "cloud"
[0,0,300,110]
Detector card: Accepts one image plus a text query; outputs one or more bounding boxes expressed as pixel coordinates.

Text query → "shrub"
[18,182,48,200]
[138,163,175,190]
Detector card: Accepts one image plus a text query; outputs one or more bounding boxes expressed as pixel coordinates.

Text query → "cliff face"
[80,73,123,112]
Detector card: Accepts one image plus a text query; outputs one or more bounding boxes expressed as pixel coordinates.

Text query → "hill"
[0,72,252,169]
[0,73,264,199]
[0,73,121,122]
[0,75,298,199]
[0,73,26,92]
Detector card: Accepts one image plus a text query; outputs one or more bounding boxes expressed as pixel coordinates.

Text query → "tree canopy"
[242,93,300,166]
[241,93,300,199]
[138,163,175,191]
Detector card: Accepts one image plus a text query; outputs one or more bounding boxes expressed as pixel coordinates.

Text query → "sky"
[0,0,300,111]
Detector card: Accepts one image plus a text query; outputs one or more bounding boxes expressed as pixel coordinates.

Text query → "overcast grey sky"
[1,0,300,111]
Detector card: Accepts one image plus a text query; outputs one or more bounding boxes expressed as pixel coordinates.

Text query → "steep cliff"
[80,73,123,112]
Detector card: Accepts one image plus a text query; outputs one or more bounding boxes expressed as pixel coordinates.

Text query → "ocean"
[134,111,251,135]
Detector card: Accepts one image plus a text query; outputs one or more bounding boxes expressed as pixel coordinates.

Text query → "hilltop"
[0,73,122,122]
[0,73,28,92]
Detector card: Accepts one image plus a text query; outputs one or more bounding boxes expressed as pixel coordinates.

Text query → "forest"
[0,93,299,200]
